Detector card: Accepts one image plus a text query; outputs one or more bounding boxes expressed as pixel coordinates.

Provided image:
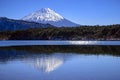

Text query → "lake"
[0,40,120,46]
[0,45,120,80]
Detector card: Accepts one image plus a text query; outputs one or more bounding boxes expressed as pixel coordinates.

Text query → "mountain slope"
[0,17,53,31]
[22,8,78,27]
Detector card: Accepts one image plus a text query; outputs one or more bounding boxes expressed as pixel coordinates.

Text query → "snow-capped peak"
[22,8,64,22]
[22,8,78,27]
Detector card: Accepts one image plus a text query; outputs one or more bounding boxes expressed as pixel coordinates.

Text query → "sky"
[0,0,120,25]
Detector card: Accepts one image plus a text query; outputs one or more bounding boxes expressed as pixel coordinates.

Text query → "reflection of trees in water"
[0,46,120,63]
[0,46,120,54]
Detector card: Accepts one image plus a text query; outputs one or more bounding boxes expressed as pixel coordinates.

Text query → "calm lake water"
[0,45,120,80]
[0,40,120,46]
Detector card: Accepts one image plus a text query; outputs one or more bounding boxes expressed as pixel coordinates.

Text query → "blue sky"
[0,0,120,25]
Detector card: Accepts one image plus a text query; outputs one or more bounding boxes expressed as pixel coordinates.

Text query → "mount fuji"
[22,8,78,27]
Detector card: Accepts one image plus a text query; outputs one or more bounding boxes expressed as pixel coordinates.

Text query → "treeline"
[0,24,120,40]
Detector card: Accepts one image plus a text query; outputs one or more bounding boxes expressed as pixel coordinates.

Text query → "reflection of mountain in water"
[0,47,74,72]
[24,54,69,73]
[0,45,120,72]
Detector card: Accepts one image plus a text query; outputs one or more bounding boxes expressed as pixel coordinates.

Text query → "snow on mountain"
[22,8,78,27]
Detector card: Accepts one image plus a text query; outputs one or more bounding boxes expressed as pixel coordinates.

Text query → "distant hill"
[0,17,54,31]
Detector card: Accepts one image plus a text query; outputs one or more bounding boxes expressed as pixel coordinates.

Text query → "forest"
[0,24,120,40]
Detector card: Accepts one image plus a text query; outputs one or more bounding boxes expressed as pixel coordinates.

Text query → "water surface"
[0,46,120,80]
[0,40,120,46]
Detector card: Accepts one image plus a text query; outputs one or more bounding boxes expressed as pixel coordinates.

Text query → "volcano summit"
[22,8,78,27]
